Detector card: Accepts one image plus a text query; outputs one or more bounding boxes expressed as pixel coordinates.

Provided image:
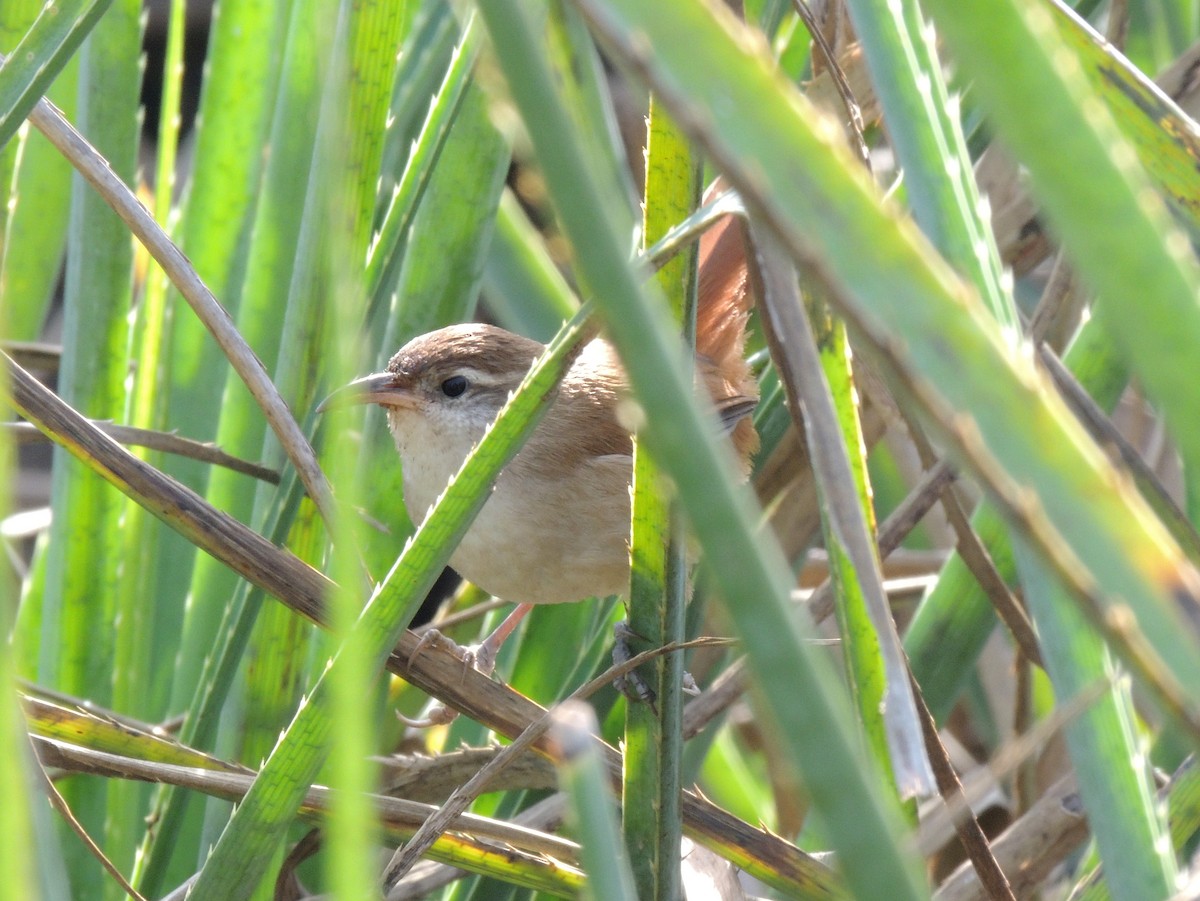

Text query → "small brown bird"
[325,216,758,674]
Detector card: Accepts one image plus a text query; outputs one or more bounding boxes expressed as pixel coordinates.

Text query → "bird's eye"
[440,375,469,398]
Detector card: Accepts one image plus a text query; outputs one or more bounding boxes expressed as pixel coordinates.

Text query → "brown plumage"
[326,213,757,616]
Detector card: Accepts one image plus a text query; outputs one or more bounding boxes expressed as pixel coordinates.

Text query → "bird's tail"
[696,196,759,467]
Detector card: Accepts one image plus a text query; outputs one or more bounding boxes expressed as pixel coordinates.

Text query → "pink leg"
[471,602,534,678]
[399,603,536,729]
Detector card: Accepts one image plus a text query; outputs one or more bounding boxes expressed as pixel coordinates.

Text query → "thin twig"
[682,655,748,740]
[4,420,279,483]
[2,50,336,527]
[911,673,1016,901]
[1026,250,1084,351]
[274,829,321,901]
[791,0,869,166]
[903,418,1043,668]
[933,773,1085,901]
[684,461,960,743]
[380,637,732,890]
[1012,651,1037,816]
[412,598,510,634]
[33,736,578,862]
[919,676,1112,855]
[3,351,330,624]
[29,735,149,901]
[1039,346,1200,565]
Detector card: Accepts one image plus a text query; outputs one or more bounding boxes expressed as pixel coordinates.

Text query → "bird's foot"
[396,704,459,729]
[611,621,701,708]
[399,604,535,728]
[612,621,658,709]
[407,626,491,675]
[460,641,498,680]
[400,628,490,729]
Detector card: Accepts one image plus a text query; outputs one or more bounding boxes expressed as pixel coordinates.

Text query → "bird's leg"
[465,602,534,678]
[398,604,535,729]
[407,601,533,679]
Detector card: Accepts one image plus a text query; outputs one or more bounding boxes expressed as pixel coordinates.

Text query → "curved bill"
[316,372,413,413]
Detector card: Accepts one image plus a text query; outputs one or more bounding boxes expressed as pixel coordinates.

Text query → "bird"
[322,215,759,677]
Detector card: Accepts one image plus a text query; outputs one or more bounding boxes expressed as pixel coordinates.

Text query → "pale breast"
[393,410,633,605]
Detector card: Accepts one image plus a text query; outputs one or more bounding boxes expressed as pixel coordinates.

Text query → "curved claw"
[395,704,460,729]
